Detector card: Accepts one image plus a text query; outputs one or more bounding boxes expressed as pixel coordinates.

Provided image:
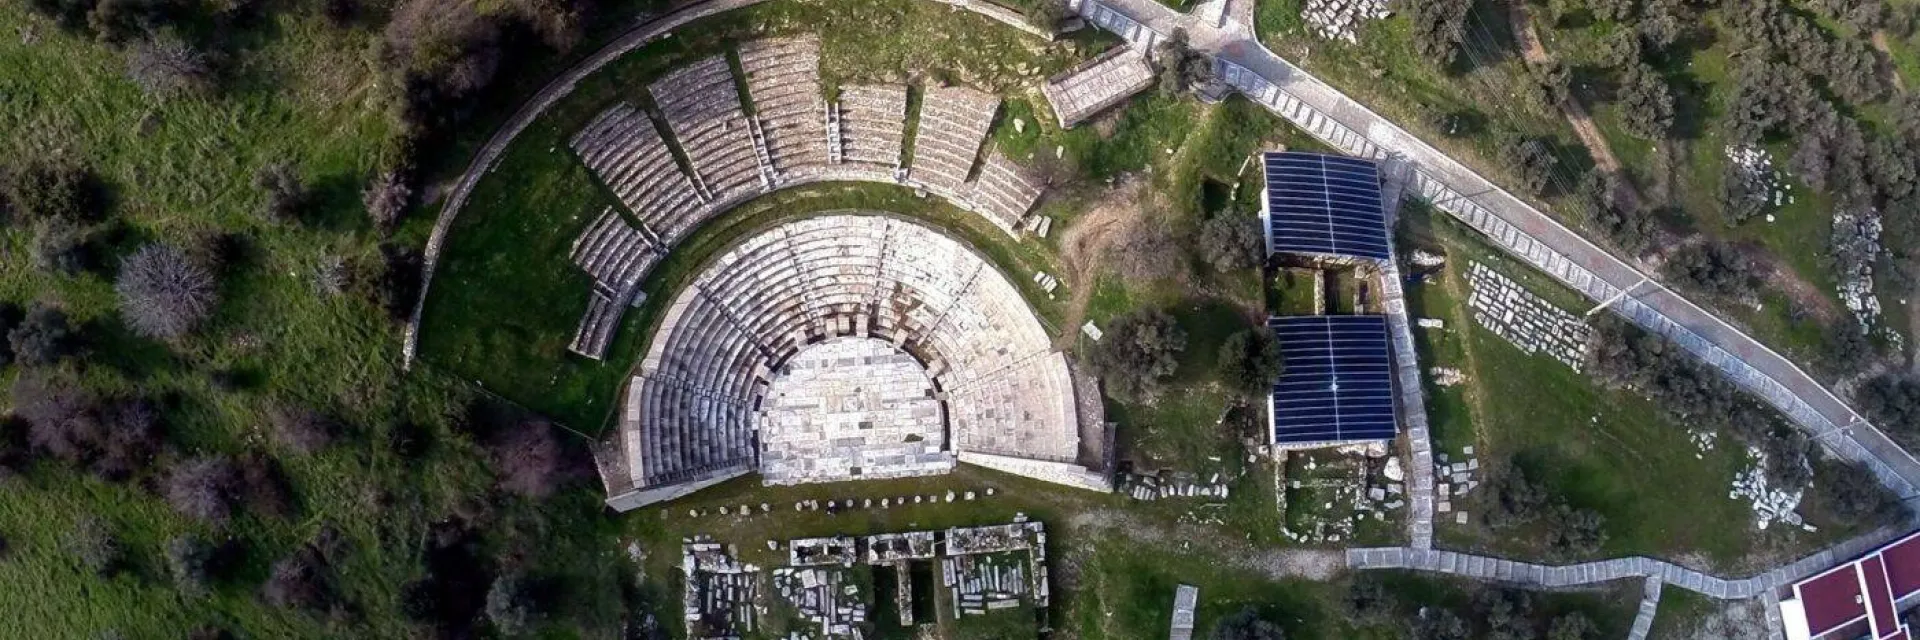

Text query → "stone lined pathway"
[1628,576,1663,640]
[1346,524,1908,600]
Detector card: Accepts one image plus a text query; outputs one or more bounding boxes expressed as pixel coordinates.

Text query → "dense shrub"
[1027,0,1068,30]
[1618,62,1675,140]
[29,218,94,275]
[1154,29,1214,95]
[1211,608,1285,640]
[0,415,31,477]
[116,243,219,340]
[67,516,124,577]
[1409,0,1471,69]
[401,522,492,634]
[1859,374,1920,437]
[1218,329,1283,396]
[1197,213,1263,273]
[8,303,76,367]
[126,35,214,100]
[1476,588,1534,640]
[490,420,567,499]
[9,377,160,479]
[4,161,106,223]
[263,547,336,612]
[166,534,217,597]
[1344,575,1393,624]
[252,162,309,224]
[87,0,190,43]
[1528,61,1572,110]
[1485,463,1550,528]
[1816,457,1897,522]
[1089,309,1187,403]
[1500,138,1558,197]
[1545,503,1608,554]
[1663,241,1757,299]
[164,455,242,524]
[374,243,423,322]
[1413,607,1469,640]
[485,573,539,635]
[1548,613,1600,640]
[376,0,588,136]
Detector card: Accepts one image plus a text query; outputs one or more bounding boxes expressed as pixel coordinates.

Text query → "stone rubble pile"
[1119,469,1235,501]
[1302,0,1390,43]
[1688,428,1717,459]
[1832,207,1884,330]
[1429,367,1465,387]
[1434,447,1481,526]
[1467,262,1591,371]
[681,537,762,636]
[1724,144,1793,220]
[1729,446,1812,532]
[770,565,868,638]
[1281,450,1403,543]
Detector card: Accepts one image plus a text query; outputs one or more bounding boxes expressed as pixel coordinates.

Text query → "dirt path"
[1873,31,1910,94]
[1508,4,1641,211]
[1065,509,1345,580]
[1054,177,1150,348]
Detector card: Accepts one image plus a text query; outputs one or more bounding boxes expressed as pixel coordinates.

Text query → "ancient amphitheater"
[594,214,1110,510]
[554,34,1107,510]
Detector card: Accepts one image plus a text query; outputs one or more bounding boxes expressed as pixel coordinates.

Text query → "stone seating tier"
[569,103,708,244]
[569,208,661,293]
[947,353,1080,461]
[569,290,624,359]
[961,150,1044,233]
[837,84,909,168]
[610,217,1080,496]
[740,37,829,174]
[651,55,770,207]
[906,87,999,191]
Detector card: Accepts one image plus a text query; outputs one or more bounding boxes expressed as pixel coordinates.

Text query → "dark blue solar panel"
[1268,315,1398,444]
[1263,152,1390,261]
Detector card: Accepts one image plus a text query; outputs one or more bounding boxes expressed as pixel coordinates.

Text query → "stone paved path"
[1068,0,1920,508]
[1628,576,1663,640]
[1346,524,1908,601]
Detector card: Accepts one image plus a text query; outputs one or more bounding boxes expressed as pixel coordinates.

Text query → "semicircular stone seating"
[597,214,1107,510]
[558,35,1052,362]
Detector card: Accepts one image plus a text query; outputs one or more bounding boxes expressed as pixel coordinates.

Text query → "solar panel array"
[1263,151,1390,261]
[1268,315,1397,444]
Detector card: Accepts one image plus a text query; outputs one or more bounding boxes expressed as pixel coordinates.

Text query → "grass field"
[1400,204,1864,572]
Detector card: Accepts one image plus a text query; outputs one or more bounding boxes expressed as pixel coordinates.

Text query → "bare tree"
[67,516,124,577]
[125,35,214,100]
[363,170,413,229]
[164,455,242,524]
[263,547,336,612]
[116,243,219,340]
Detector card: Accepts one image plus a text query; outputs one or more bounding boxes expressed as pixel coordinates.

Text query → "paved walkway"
[1628,576,1663,640]
[1068,0,1920,507]
[1346,524,1908,601]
